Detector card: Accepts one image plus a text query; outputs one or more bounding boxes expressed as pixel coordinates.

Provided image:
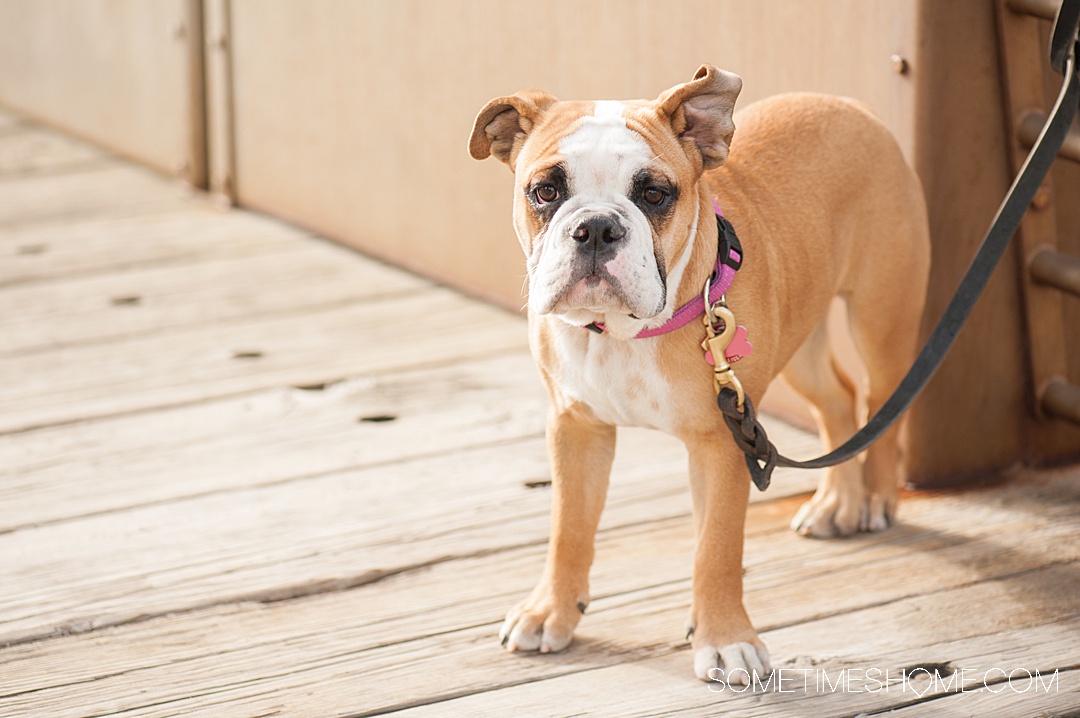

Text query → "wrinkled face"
[510,101,702,331]
[470,66,743,334]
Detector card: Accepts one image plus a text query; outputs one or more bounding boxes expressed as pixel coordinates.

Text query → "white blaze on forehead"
[558,101,653,193]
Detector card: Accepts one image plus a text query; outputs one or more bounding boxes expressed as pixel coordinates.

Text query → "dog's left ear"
[469,89,558,170]
[656,65,743,170]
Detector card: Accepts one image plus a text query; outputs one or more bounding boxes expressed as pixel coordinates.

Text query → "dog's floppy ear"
[469,89,558,169]
[656,65,743,170]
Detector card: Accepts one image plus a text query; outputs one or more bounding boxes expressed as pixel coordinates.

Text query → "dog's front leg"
[685,433,771,684]
[500,404,615,654]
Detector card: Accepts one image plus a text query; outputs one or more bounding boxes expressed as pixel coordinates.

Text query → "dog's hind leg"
[845,269,927,533]
[783,316,868,538]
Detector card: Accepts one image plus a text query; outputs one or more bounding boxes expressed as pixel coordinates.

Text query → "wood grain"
[388,611,1080,718]
[0,163,196,229]
[0,287,528,434]
[0,360,822,643]
[0,240,424,355]
[1,487,1075,716]
[0,207,312,287]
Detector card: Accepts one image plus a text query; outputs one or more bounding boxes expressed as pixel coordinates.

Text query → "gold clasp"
[701,278,745,409]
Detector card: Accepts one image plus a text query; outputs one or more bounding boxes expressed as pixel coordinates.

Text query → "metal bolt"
[890,54,909,75]
[168,20,186,39]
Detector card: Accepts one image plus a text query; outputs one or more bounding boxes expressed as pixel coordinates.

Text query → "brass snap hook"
[701,283,745,409]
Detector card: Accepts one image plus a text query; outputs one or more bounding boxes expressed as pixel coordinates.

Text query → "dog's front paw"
[692,639,771,684]
[686,613,771,684]
[499,588,585,654]
[792,472,896,538]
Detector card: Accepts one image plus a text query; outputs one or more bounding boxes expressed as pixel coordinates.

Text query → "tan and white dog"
[469,66,930,683]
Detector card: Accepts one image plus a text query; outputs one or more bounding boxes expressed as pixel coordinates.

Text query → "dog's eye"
[643,187,668,205]
[535,184,560,204]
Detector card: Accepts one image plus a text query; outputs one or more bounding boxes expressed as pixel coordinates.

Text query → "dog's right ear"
[469,89,558,170]
[656,65,742,170]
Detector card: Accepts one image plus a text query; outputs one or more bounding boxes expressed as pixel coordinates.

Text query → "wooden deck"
[2,108,1079,717]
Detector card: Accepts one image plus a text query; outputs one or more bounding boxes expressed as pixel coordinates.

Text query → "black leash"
[724,6,1080,492]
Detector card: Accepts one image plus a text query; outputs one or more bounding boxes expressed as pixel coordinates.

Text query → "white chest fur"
[542,323,675,433]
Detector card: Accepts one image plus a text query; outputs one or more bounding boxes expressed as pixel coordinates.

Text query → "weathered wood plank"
[0,125,107,176]
[0,338,822,530]
[0,352,548,530]
[0,163,196,229]
[0,437,647,645]
[0,240,426,355]
[387,611,1080,718]
[346,560,1080,718]
[0,475,1075,717]
[0,207,313,287]
[2,546,1071,712]
[0,411,820,644]
[865,668,1079,717]
[0,286,529,434]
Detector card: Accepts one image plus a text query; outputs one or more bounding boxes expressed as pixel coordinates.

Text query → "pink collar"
[584,202,743,338]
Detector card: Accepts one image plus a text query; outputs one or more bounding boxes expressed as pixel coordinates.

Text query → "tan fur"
[470,66,930,682]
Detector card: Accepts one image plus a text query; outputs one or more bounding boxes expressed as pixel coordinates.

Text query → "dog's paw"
[791,484,863,538]
[693,641,772,685]
[686,613,771,684]
[860,491,895,533]
[791,481,895,538]
[499,591,584,654]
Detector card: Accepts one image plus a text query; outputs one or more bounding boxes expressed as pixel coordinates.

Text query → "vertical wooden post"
[184,0,208,189]
[996,0,1080,464]
[905,0,1080,486]
[905,0,1030,486]
[204,0,237,203]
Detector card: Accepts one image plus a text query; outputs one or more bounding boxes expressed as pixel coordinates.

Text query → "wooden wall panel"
[227,0,916,309]
[0,0,204,184]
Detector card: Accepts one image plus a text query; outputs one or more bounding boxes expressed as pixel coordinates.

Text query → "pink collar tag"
[704,325,753,364]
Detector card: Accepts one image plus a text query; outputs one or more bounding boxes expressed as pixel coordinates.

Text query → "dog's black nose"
[571,215,626,250]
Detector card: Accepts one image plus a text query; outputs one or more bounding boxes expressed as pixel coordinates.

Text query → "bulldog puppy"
[468,65,930,683]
